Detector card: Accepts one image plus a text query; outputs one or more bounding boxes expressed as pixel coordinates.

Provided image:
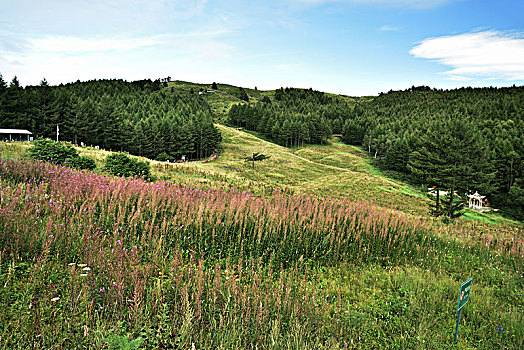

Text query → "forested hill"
[345,86,524,217]
[0,76,221,161]
[226,85,524,217]
[228,87,350,146]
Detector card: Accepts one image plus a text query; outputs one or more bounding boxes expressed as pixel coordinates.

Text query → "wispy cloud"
[410,30,524,81]
[27,36,163,54]
[379,25,400,32]
[0,30,235,84]
[276,60,304,69]
[287,0,455,9]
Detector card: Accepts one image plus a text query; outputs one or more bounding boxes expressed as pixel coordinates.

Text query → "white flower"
[82,267,91,271]
[68,263,76,266]
[78,264,87,268]
[51,297,60,302]
[80,273,88,277]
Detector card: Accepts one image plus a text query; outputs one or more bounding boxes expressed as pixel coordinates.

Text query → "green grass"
[461,209,522,226]
[0,139,522,349]
[1,82,522,348]
[2,130,521,225]
[190,127,431,215]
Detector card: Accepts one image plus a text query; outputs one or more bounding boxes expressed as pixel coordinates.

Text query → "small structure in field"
[0,129,33,141]
[467,191,486,210]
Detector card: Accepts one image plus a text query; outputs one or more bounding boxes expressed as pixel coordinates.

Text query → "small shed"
[0,129,33,141]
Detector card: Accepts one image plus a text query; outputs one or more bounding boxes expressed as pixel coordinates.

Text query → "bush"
[28,138,97,171]
[103,153,150,178]
[156,151,171,162]
[67,156,97,171]
[28,138,77,164]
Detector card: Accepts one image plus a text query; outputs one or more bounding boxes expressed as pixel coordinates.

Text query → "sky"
[1,0,523,96]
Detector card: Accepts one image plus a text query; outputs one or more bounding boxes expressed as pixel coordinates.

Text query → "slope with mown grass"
[165,125,430,215]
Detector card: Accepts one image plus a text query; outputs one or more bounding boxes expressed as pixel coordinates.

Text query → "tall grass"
[0,155,522,348]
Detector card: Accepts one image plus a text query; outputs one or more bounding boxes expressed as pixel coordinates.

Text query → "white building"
[0,129,33,141]
[467,191,486,210]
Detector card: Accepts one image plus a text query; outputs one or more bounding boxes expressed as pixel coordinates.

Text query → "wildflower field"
[0,153,522,349]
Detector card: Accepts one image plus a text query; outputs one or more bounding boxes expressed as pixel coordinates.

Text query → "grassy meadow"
[0,134,522,349]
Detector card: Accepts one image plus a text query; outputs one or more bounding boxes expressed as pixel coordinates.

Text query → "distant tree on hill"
[28,138,96,170]
[29,138,77,164]
[239,87,249,102]
[212,82,218,90]
[384,138,411,172]
[244,152,270,169]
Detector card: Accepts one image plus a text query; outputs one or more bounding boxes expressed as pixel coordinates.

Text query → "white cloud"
[1,1,210,37]
[0,31,235,85]
[410,31,524,81]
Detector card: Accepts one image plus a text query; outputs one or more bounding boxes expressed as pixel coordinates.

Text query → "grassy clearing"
[184,126,432,215]
[0,133,523,349]
[2,130,520,223]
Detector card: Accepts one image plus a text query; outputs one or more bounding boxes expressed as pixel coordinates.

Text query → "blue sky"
[1,0,523,95]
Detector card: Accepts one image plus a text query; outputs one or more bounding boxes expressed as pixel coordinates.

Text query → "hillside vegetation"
[3,74,521,216]
[0,77,221,161]
[1,76,523,348]
[0,146,522,348]
[225,85,524,218]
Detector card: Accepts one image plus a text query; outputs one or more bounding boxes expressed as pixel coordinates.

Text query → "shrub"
[156,151,171,162]
[28,138,77,164]
[67,156,97,170]
[28,138,97,171]
[103,153,150,178]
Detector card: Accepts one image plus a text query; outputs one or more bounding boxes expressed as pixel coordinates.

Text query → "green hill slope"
[177,125,430,214]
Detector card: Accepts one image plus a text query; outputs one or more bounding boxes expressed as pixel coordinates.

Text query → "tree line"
[0,75,221,161]
[228,88,351,146]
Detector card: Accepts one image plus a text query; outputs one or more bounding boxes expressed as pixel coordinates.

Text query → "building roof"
[467,191,485,199]
[0,129,32,135]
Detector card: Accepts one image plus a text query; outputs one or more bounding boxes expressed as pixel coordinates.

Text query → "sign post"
[454,277,473,344]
